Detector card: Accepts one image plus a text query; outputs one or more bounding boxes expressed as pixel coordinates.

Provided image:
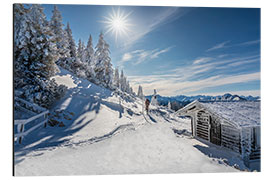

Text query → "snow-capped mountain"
[146,93,259,103]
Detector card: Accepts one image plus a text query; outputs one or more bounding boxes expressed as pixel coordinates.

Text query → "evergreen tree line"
[14,4,135,108]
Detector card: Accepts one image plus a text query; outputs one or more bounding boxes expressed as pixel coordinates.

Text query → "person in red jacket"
[145,99,150,114]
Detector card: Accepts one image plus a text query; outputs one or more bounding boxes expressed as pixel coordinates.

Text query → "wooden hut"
[176,100,260,170]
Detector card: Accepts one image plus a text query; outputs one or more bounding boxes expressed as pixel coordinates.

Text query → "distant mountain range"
[145,93,260,110]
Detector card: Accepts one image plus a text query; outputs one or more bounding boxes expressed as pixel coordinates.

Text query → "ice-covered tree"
[14,4,30,88]
[103,42,113,88]
[65,22,77,58]
[94,32,113,88]
[50,5,70,59]
[27,4,59,79]
[81,35,95,81]
[77,39,83,61]
[168,101,172,110]
[14,4,66,108]
[151,89,159,106]
[85,35,95,65]
[94,32,105,85]
[119,70,125,91]
[137,85,144,99]
[113,67,120,89]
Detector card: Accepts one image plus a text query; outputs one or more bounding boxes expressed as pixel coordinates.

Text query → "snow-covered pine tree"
[81,41,86,63]
[168,101,172,110]
[77,39,83,61]
[14,4,67,108]
[119,70,125,91]
[94,32,105,85]
[65,22,77,58]
[93,32,113,87]
[126,80,131,93]
[14,4,30,88]
[103,42,113,88]
[84,35,96,81]
[50,5,70,60]
[150,89,159,106]
[137,85,144,99]
[85,35,95,65]
[27,4,59,79]
[113,67,120,89]
[123,76,127,92]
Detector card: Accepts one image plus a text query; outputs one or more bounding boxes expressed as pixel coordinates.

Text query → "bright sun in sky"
[101,8,132,42]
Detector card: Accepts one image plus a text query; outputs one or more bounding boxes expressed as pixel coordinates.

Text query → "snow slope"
[14,68,245,176]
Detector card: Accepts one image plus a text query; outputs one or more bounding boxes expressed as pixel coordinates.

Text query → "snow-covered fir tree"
[119,70,124,91]
[65,22,77,58]
[151,89,159,106]
[83,35,95,81]
[81,41,87,63]
[137,85,144,99]
[94,32,105,85]
[14,4,30,88]
[168,101,172,110]
[14,4,67,108]
[113,67,120,89]
[126,80,131,94]
[50,5,70,60]
[26,4,59,79]
[85,35,95,65]
[77,39,84,61]
[119,70,126,91]
[94,32,113,88]
[103,42,114,88]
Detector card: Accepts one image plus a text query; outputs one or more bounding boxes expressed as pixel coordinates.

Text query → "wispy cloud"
[129,71,260,96]
[119,46,173,65]
[236,39,260,46]
[150,47,172,59]
[206,41,230,52]
[121,53,133,62]
[129,53,260,96]
[192,57,213,65]
[206,39,260,52]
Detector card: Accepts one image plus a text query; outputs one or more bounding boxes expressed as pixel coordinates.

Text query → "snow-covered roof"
[200,101,260,127]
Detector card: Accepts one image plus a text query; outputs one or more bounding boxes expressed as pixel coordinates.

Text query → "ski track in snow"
[14,68,246,176]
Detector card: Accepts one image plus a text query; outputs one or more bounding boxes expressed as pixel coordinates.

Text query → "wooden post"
[44,113,47,128]
[18,124,24,144]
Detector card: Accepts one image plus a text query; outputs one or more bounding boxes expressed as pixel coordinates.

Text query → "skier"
[145,98,150,114]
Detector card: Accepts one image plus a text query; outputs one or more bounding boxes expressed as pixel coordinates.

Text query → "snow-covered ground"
[14,68,246,176]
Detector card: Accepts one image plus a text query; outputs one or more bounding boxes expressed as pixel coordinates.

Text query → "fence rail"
[14,110,49,144]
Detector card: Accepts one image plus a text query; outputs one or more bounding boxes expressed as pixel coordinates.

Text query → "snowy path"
[14,68,244,175]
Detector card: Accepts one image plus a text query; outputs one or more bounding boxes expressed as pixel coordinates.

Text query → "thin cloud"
[206,41,230,52]
[129,72,260,96]
[235,39,260,46]
[129,53,260,96]
[119,46,173,66]
[193,57,213,65]
[206,39,260,52]
[121,53,132,62]
[150,47,173,59]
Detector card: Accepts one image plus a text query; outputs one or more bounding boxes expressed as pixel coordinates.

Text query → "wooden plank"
[14,110,49,125]
[222,134,240,141]
[197,128,208,134]
[197,124,209,130]
[197,130,209,137]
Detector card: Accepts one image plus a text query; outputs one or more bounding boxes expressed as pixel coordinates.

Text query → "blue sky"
[42,4,260,96]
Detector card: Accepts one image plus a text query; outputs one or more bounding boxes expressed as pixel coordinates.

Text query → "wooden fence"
[14,110,49,144]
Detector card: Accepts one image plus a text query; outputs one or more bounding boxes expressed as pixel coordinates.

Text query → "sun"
[101,8,132,42]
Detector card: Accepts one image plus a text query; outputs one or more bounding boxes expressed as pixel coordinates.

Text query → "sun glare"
[101,8,132,42]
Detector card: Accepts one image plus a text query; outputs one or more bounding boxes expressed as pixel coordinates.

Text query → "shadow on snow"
[14,75,138,165]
